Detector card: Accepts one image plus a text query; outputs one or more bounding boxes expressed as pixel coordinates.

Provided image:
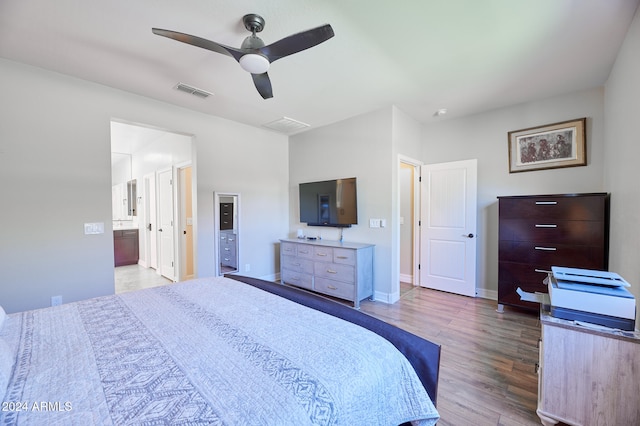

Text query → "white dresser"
[280,238,374,308]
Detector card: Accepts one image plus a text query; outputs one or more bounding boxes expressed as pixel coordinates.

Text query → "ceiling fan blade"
[152,28,244,62]
[259,24,334,63]
[252,73,273,99]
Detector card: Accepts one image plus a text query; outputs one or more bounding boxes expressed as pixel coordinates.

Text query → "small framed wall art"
[508,117,586,173]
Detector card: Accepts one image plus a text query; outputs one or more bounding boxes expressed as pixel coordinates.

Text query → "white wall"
[392,107,423,292]
[421,88,606,297]
[0,58,289,313]
[604,5,640,322]
[289,107,396,298]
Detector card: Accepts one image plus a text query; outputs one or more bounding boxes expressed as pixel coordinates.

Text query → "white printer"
[547,266,636,331]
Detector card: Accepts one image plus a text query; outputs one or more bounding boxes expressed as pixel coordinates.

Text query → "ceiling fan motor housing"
[243,14,265,33]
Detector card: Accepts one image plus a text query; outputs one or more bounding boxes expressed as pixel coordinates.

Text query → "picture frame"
[508,117,586,173]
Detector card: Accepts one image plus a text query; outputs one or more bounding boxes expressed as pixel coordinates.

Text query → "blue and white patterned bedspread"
[0,277,439,425]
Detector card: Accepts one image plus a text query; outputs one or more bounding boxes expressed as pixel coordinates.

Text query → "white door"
[158,168,175,281]
[420,159,477,297]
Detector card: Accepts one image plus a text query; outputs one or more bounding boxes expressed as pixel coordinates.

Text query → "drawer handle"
[327,285,337,290]
[535,224,557,228]
[534,246,556,251]
[228,238,234,242]
[299,250,309,254]
[326,269,337,274]
[293,262,301,266]
[535,268,552,274]
[316,253,328,257]
[336,256,348,259]
[224,248,230,251]
[535,201,557,205]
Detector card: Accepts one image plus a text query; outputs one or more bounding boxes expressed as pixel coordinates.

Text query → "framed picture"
[508,118,586,173]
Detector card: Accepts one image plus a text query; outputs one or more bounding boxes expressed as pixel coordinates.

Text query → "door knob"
[463,233,475,238]
[158,228,163,232]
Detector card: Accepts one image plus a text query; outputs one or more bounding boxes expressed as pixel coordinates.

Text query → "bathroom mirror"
[214,192,240,276]
[111,153,134,220]
[127,179,137,217]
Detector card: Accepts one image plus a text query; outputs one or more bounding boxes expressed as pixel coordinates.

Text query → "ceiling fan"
[152,14,335,99]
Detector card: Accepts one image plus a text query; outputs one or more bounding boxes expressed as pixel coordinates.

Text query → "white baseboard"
[399,273,413,284]
[476,288,498,300]
[259,273,280,283]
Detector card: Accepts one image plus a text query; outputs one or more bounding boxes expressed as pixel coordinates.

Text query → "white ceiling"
[1,0,638,135]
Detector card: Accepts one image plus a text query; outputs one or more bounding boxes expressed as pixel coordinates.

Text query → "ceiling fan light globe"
[239,54,270,74]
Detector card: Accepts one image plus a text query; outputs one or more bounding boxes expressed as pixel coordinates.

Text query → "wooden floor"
[359,284,542,426]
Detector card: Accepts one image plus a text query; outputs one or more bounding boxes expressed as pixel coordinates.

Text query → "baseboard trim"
[476,288,498,301]
[399,273,413,284]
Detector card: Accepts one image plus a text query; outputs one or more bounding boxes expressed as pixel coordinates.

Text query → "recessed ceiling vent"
[262,117,310,135]
[174,82,213,99]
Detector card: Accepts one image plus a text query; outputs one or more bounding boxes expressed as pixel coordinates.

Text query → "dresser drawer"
[313,246,333,260]
[281,255,314,274]
[315,277,354,300]
[499,195,606,221]
[221,252,236,266]
[295,245,314,259]
[281,242,298,257]
[281,269,313,290]
[499,261,551,292]
[314,262,355,284]
[221,245,236,260]
[498,241,606,269]
[333,248,356,265]
[499,219,605,245]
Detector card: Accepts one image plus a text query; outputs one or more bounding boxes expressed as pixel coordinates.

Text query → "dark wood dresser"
[497,193,610,311]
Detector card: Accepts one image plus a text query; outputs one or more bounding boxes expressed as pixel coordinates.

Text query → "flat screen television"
[299,177,358,227]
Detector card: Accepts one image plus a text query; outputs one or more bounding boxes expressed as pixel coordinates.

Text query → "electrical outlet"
[51,295,62,306]
[245,264,251,272]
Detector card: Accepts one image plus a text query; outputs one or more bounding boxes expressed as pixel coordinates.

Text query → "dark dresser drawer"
[499,219,605,245]
[498,240,606,268]
[499,195,606,221]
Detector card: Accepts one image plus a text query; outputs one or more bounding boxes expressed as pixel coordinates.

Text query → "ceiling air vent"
[174,83,213,99]
[262,117,310,135]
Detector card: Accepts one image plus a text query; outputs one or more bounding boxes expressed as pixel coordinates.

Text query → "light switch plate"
[84,222,104,234]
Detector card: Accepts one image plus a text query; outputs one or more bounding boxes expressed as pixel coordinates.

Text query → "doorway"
[110,120,195,292]
[397,156,478,299]
[398,157,421,295]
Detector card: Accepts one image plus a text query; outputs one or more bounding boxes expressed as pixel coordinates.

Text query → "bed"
[0,275,440,425]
